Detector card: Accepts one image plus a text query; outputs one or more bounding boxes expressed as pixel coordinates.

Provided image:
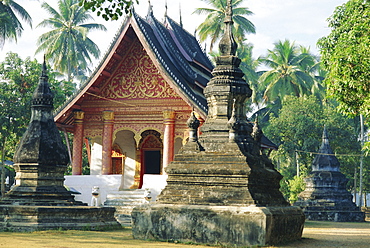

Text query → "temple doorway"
[139,130,162,188]
[143,150,161,174]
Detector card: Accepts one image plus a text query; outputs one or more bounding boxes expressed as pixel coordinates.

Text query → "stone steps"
[104,189,149,227]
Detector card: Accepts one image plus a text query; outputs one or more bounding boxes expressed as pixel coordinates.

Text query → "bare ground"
[0,221,369,248]
[269,221,370,248]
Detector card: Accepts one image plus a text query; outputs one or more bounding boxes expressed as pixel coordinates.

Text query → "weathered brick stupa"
[131,1,305,246]
[295,127,365,222]
[0,61,120,231]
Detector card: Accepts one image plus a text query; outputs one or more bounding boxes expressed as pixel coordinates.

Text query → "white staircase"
[104,189,148,226]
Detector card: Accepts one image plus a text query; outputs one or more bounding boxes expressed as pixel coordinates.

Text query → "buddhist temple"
[55,5,213,190]
[55,3,277,202]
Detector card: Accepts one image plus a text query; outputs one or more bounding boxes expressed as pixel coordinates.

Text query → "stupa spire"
[14,59,68,165]
[200,0,252,152]
[219,0,237,56]
[32,57,53,108]
[312,126,340,172]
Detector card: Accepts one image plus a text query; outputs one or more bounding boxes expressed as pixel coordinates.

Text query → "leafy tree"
[78,0,138,20]
[259,40,321,105]
[318,0,370,117]
[264,96,362,198]
[0,52,74,163]
[0,0,32,48]
[36,0,107,83]
[287,176,305,203]
[193,0,255,51]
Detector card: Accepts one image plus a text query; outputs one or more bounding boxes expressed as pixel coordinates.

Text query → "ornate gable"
[100,39,181,100]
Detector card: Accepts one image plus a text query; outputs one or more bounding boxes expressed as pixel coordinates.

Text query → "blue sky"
[0,0,347,67]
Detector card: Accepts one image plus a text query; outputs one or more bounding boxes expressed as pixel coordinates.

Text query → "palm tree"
[259,40,319,104]
[193,0,255,51]
[35,0,106,83]
[0,0,32,48]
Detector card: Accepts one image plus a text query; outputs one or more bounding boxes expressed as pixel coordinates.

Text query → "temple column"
[130,148,141,189]
[162,110,176,174]
[101,111,114,175]
[72,111,84,175]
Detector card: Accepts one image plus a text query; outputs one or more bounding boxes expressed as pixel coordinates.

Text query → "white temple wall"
[90,137,102,175]
[64,175,121,206]
[114,130,136,189]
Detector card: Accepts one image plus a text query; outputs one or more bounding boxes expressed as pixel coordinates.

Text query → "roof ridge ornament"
[165,0,168,17]
[179,3,183,28]
[146,0,153,20]
[219,0,237,56]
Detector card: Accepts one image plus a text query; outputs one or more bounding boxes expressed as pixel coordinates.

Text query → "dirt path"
[270,221,370,248]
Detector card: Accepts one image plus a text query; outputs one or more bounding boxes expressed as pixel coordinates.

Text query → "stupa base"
[132,203,304,247]
[303,209,365,222]
[0,205,121,231]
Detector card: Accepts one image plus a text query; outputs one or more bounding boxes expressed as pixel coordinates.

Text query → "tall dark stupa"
[131,1,305,246]
[0,61,120,231]
[295,127,365,222]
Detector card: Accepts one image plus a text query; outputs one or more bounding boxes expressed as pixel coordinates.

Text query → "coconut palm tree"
[35,0,106,83]
[259,40,319,104]
[193,0,255,51]
[0,0,32,48]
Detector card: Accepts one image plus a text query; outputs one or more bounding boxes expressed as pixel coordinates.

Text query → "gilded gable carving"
[101,41,181,100]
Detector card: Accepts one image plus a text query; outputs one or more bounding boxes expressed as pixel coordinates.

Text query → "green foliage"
[265,96,324,173]
[259,40,323,105]
[287,176,305,203]
[318,0,370,117]
[0,52,74,161]
[36,0,107,83]
[264,96,362,193]
[0,0,32,48]
[78,0,138,21]
[193,0,255,51]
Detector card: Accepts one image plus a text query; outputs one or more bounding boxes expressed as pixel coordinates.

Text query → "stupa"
[0,61,120,231]
[131,1,305,246]
[295,127,365,222]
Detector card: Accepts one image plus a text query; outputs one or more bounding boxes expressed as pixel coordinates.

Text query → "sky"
[0,0,348,68]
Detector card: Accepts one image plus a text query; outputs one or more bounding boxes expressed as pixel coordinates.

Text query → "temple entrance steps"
[104,189,147,226]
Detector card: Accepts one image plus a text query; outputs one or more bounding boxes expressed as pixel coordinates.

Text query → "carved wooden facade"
[54,8,212,189]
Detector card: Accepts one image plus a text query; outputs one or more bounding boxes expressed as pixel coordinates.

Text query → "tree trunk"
[1,137,7,197]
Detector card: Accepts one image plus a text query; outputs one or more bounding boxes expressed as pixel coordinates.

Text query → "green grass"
[1,221,370,248]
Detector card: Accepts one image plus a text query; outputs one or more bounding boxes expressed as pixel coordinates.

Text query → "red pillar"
[72,111,84,175]
[162,110,176,174]
[102,111,114,175]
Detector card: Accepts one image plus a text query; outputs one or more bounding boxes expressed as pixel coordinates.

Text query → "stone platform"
[132,204,304,247]
[0,205,120,231]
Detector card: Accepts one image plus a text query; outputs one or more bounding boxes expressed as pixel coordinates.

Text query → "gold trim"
[73,111,85,120]
[102,111,114,121]
[163,110,176,120]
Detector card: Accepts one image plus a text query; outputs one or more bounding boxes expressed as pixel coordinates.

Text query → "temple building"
[55,6,213,190]
[55,6,277,202]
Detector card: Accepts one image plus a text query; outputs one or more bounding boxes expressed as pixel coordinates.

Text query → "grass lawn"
[0,221,369,248]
